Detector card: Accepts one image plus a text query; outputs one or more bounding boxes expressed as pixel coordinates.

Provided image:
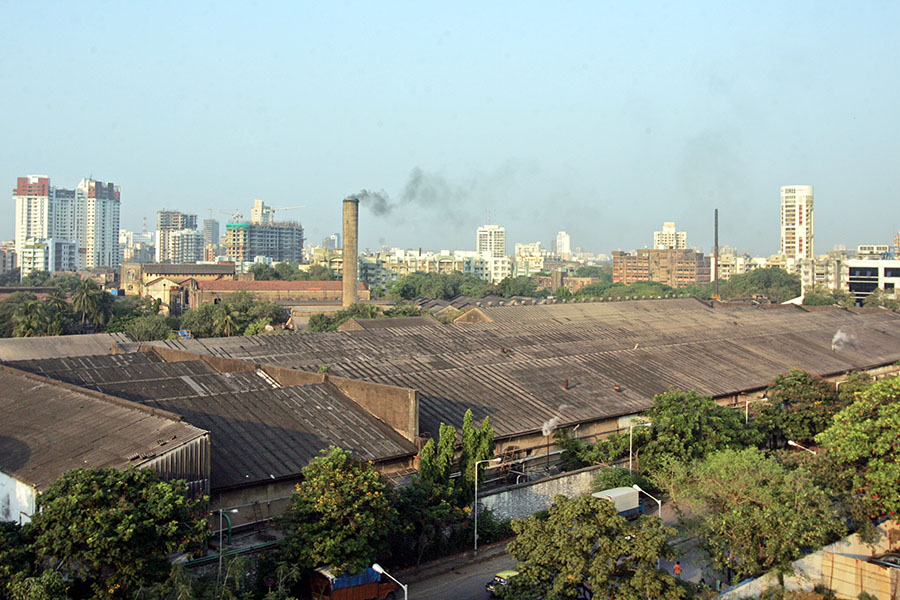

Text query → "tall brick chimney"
[342,197,359,307]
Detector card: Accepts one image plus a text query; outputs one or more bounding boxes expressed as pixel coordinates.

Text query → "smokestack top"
[344,197,359,204]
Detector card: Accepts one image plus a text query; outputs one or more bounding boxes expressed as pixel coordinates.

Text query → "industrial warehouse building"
[3,298,900,524]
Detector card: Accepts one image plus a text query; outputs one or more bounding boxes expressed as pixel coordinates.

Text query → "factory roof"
[0,364,207,492]
[337,316,440,331]
[0,332,134,361]
[9,352,417,490]
[197,280,366,291]
[140,263,236,275]
[150,298,900,440]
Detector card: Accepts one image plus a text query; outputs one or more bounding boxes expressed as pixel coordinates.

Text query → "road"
[408,551,516,600]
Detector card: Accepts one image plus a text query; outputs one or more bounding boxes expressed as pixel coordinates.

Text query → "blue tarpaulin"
[327,568,381,590]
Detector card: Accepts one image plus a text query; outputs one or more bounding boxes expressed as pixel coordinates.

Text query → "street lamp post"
[216,508,239,583]
[629,421,651,472]
[372,562,407,600]
[745,395,768,424]
[787,439,817,455]
[632,484,662,568]
[474,457,502,552]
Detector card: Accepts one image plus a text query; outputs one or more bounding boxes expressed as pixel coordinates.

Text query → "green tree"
[124,314,172,341]
[71,278,102,327]
[249,263,279,280]
[574,265,612,281]
[663,447,843,582]
[383,302,430,318]
[0,292,41,337]
[457,409,495,503]
[43,288,69,313]
[20,270,52,286]
[30,467,207,599]
[757,369,841,444]
[308,264,336,280]
[553,286,573,300]
[0,521,35,596]
[503,494,684,600]
[8,570,68,600]
[418,422,457,485]
[632,388,759,473]
[498,276,539,297]
[214,304,241,336]
[816,377,900,518]
[307,303,380,332]
[391,474,460,568]
[12,299,50,337]
[180,303,218,338]
[836,371,874,404]
[281,447,395,576]
[0,268,20,286]
[718,267,801,303]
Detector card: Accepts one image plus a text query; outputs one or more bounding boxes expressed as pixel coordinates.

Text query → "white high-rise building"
[13,175,121,273]
[780,185,814,261]
[476,224,507,259]
[653,222,687,250]
[555,231,572,260]
[155,228,203,263]
[76,178,121,269]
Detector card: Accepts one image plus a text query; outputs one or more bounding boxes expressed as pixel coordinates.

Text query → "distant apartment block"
[477,224,506,258]
[157,210,198,231]
[780,185,814,260]
[13,175,121,276]
[156,229,204,264]
[514,242,546,276]
[613,248,711,288]
[202,218,220,248]
[555,231,572,260]
[0,245,16,274]
[653,222,687,250]
[156,210,198,263]
[322,233,340,252]
[845,259,900,304]
[224,221,304,263]
[19,238,78,276]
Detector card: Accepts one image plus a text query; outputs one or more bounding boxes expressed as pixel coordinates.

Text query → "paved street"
[408,551,517,600]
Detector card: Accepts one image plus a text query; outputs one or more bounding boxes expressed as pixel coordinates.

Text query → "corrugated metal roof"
[0,333,134,361]
[0,365,207,491]
[141,263,235,275]
[151,299,900,440]
[8,353,417,490]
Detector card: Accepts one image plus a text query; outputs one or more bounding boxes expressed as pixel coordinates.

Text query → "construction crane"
[252,203,305,224]
[220,209,244,223]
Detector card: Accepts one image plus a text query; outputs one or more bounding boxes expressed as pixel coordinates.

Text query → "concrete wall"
[721,520,900,599]
[0,471,36,524]
[479,465,605,522]
[327,375,419,442]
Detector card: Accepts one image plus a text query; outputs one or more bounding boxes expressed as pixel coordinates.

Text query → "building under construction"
[224,220,304,263]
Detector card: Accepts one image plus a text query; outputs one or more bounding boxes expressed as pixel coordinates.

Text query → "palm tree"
[71,279,101,327]
[13,300,49,337]
[214,304,240,337]
[44,288,69,312]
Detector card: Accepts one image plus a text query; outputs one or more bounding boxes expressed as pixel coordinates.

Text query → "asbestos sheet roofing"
[0,366,207,491]
[152,299,900,440]
[0,333,134,362]
[9,352,416,490]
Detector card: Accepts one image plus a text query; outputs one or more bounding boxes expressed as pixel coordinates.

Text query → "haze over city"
[2,1,898,254]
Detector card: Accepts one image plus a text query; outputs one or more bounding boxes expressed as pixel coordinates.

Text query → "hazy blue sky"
[2,1,898,256]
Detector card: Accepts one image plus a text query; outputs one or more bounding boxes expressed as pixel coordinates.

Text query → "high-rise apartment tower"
[476,224,506,258]
[13,175,121,273]
[653,222,687,250]
[780,186,814,260]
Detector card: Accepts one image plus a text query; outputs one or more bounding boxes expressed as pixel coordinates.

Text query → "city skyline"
[3,3,899,255]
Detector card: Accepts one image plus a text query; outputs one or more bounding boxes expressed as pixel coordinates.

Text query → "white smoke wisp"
[542,416,562,437]
[831,330,854,351]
